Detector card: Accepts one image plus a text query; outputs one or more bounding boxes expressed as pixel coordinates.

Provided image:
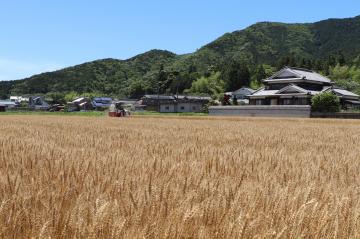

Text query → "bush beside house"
[311,92,340,112]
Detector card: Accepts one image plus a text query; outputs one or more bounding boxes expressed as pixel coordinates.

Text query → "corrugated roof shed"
[0,100,16,107]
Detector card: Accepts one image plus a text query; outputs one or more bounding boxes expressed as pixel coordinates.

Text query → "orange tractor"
[108,102,131,117]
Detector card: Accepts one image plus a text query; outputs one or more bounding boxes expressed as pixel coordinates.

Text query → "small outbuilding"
[29,96,49,110]
[231,87,256,100]
[67,97,93,111]
[92,97,113,109]
[0,100,17,110]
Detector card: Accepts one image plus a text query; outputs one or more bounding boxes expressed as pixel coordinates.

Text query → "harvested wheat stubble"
[1,115,360,238]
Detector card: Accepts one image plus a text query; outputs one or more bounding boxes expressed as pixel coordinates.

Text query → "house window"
[255,100,263,105]
[165,106,169,110]
[283,99,292,105]
[192,106,196,110]
[298,98,308,105]
[180,106,185,110]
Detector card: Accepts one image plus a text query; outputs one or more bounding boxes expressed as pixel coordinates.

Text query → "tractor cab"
[109,101,131,117]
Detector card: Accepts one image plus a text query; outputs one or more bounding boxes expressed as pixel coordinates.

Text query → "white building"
[10,96,29,103]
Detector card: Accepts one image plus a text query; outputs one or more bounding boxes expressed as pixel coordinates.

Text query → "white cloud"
[0,58,63,81]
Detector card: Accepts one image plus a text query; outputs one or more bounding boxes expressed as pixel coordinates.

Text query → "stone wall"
[209,105,312,118]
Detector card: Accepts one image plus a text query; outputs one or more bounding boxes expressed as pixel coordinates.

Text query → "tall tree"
[222,61,250,91]
[157,65,168,94]
[255,65,267,84]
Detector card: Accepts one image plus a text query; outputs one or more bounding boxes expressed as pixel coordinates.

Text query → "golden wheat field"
[1,115,360,238]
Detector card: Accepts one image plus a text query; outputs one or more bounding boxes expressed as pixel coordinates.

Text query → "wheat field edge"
[1,115,360,238]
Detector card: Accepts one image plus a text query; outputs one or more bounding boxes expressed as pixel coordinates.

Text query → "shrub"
[232,96,238,105]
[311,92,340,112]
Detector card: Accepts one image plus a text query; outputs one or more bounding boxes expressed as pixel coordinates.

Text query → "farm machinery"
[108,101,131,117]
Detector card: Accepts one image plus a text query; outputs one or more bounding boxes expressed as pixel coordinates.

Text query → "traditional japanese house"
[249,67,360,108]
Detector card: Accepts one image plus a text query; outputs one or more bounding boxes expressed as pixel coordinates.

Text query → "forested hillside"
[1,15,360,101]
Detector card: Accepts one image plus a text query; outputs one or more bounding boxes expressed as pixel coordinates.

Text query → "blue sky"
[0,0,359,81]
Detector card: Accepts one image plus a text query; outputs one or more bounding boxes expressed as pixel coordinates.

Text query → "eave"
[249,93,312,99]
[263,78,331,85]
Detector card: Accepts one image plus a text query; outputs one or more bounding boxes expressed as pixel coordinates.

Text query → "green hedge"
[311,92,340,112]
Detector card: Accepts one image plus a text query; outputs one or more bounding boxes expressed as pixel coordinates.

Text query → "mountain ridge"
[1,15,360,98]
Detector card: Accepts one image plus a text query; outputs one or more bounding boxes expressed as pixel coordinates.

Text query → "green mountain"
[2,15,360,98]
[191,15,360,69]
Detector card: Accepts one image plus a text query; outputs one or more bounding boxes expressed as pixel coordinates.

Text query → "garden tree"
[311,92,340,112]
[185,72,224,98]
[221,60,250,91]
